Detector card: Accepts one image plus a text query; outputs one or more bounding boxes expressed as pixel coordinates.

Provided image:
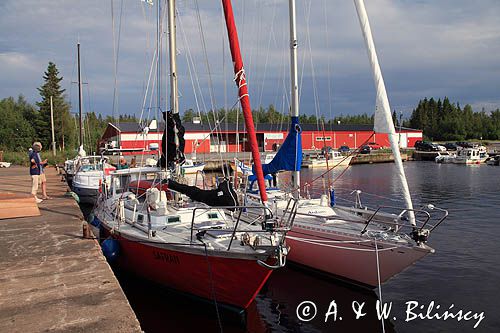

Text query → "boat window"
[137,214,144,224]
[80,165,97,172]
[207,212,219,219]
[167,216,181,223]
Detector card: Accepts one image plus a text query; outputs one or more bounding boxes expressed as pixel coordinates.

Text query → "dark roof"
[109,122,420,133]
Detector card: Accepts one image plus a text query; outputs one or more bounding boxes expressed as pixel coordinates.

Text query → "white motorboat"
[180,159,205,174]
[452,146,488,164]
[434,152,456,163]
[486,155,500,166]
[302,152,352,168]
[72,156,115,204]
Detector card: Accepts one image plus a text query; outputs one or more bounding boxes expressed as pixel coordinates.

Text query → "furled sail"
[354,0,415,225]
[258,116,302,176]
[160,111,185,168]
[167,179,239,209]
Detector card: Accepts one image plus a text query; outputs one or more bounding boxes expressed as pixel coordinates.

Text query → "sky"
[1,0,499,121]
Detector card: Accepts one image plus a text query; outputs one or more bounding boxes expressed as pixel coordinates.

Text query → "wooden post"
[50,96,56,156]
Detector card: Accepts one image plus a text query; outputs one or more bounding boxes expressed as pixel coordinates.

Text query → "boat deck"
[96,193,280,258]
[0,166,141,332]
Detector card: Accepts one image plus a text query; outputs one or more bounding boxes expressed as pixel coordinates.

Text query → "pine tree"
[36,62,73,150]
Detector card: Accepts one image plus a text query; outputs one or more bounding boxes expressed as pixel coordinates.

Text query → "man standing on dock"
[29,142,49,203]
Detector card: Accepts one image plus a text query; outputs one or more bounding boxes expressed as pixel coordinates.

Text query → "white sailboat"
[243,0,448,287]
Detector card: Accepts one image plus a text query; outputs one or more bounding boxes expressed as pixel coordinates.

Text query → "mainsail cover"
[160,111,185,167]
[167,179,239,209]
[258,116,302,176]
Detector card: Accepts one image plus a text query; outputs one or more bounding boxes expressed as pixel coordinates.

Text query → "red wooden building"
[100,122,422,154]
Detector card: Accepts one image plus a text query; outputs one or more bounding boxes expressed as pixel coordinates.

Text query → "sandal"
[42,196,52,200]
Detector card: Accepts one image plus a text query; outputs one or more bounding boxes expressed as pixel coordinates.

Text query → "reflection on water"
[80,162,500,332]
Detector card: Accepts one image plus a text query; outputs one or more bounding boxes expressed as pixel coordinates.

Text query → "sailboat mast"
[167,0,178,115]
[221,0,268,204]
[353,0,416,225]
[77,42,83,148]
[289,0,300,198]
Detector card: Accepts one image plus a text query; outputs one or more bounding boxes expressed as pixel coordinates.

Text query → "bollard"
[82,221,92,239]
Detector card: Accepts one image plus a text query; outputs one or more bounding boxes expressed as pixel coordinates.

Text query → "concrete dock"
[0,166,141,332]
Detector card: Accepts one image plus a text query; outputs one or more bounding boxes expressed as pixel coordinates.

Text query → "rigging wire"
[110,0,124,128]
[193,4,221,134]
[194,0,226,175]
[323,0,334,132]
[303,0,322,135]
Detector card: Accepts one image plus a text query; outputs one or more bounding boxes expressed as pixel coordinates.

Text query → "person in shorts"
[29,142,49,203]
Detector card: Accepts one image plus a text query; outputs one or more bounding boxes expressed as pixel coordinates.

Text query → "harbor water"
[82,162,500,332]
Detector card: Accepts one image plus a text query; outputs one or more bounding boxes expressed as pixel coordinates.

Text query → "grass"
[1,150,76,167]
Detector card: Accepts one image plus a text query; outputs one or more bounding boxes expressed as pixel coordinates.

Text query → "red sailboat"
[93,0,295,309]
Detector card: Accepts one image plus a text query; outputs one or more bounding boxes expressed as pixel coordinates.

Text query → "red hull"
[103,228,272,309]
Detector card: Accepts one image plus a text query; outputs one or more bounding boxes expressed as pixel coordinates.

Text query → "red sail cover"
[221,0,268,203]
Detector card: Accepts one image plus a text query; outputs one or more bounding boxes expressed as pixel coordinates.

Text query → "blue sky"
[1,0,499,121]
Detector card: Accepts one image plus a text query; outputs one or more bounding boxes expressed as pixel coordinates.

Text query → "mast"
[167,0,178,115]
[288,0,300,198]
[221,0,268,204]
[353,0,416,225]
[77,42,83,149]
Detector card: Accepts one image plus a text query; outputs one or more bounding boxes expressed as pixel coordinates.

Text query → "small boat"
[72,156,115,204]
[180,159,205,174]
[434,152,456,163]
[486,155,500,166]
[302,151,352,168]
[452,146,488,164]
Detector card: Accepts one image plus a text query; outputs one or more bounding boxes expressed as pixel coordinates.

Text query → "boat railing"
[189,199,298,251]
[359,204,448,239]
[193,170,206,189]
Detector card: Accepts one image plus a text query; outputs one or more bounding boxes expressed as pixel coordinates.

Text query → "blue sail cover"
[258,116,302,175]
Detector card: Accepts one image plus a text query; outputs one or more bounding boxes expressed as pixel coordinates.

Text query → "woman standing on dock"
[29,142,49,203]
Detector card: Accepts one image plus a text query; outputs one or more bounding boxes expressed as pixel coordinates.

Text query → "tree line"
[405,97,500,141]
[0,62,138,155]
[182,106,376,127]
[2,62,499,158]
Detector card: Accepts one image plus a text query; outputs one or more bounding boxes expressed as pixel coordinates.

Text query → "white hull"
[244,190,434,287]
[452,158,487,165]
[181,163,205,174]
[452,147,488,164]
[287,225,431,287]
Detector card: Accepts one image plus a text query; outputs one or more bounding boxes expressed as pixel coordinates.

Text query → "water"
[82,162,500,332]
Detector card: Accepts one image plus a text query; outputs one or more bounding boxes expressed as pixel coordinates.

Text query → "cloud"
[0,0,499,120]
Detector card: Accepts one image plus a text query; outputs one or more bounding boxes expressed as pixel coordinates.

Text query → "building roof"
[108,122,421,133]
